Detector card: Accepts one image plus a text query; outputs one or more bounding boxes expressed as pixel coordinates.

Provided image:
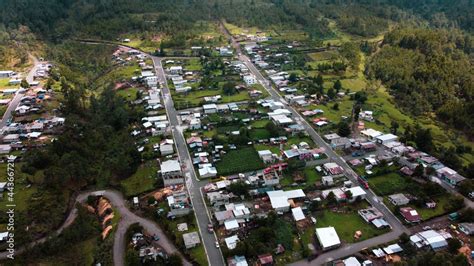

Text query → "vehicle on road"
[215,241,220,248]
[153,234,160,241]
[207,223,214,233]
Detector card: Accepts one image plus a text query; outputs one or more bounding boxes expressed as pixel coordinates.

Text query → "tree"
[332,103,339,110]
[447,238,462,254]
[228,181,250,197]
[327,88,336,99]
[315,74,324,87]
[223,81,237,95]
[459,208,474,222]
[265,121,280,137]
[333,79,342,92]
[390,121,400,134]
[326,191,337,205]
[345,190,353,201]
[20,78,29,89]
[167,253,183,266]
[413,164,424,177]
[354,91,367,104]
[288,73,298,83]
[337,121,351,137]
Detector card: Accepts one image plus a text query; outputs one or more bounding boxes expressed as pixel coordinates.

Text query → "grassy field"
[184,58,202,71]
[116,87,139,101]
[250,128,272,140]
[0,163,38,212]
[308,51,339,61]
[408,194,452,220]
[305,207,389,244]
[216,147,265,175]
[120,161,157,197]
[0,78,11,89]
[367,172,411,196]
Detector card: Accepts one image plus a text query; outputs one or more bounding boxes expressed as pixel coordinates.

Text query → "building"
[358,207,383,223]
[375,134,398,144]
[167,191,191,217]
[323,162,344,175]
[225,235,240,250]
[243,75,257,85]
[410,230,451,250]
[361,128,382,140]
[160,160,184,186]
[207,192,231,207]
[169,66,183,74]
[198,164,217,178]
[344,186,367,202]
[159,143,174,156]
[315,227,341,250]
[182,232,201,249]
[203,104,218,114]
[257,254,273,266]
[227,255,248,266]
[458,223,474,236]
[400,207,421,223]
[291,207,305,221]
[388,193,410,206]
[266,189,306,212]
[436,167,466,187]
[224,219,240,232]
[0,71,14,78]
[0,144,11,154]
[344,257,361,266]
[258,150,274,164]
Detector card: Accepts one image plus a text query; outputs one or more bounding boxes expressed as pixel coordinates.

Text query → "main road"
[0,55,41,128]
[151,56,225,266]
[219,22,410,265]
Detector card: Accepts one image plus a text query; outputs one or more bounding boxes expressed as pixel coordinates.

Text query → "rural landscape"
[0,0,473,265]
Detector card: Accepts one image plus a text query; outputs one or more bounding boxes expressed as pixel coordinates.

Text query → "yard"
[303,204,390,245]
[215,147,265,176]
[0,163,38,213]
[367,172,411,196]
[120,161,158,197]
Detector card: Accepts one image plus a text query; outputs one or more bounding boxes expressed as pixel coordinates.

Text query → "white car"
[215,241,220,248]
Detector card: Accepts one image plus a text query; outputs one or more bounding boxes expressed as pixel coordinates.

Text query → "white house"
[243,75,257,85]
[161,160,183,186]
[315,227,341,250]
[375,134,398,144]
[203,104,218,114]
[266,189,306,212]
[169,66,183,74]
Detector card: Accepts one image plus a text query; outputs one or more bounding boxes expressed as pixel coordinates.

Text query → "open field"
[367,172,411,196]
[216,147,265,175]
[120,161,157,197]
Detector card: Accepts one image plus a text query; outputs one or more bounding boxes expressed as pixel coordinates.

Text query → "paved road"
[219,22,410,263]
[0,190,190,266]
[152,56,225,266]
[0,55,41,128]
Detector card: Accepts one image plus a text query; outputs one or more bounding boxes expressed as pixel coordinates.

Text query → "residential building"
[167,191,192,217]
[400,207,421,223]
[203,104,218,114]
[225,235,240,250]
[227,255,248,266]
[243,75,257,85]
[266,189,306,212]
[315,227,341,250]
[436,167,466,187]
[182,232,201,249]
[160,160,184,186]
[258,150,274,164]
[323,162,344,175]
[410,230,451,250]
[388,193,410,206]
[207,192,231,207]
[375,134,398,144]
[458,223,474,236]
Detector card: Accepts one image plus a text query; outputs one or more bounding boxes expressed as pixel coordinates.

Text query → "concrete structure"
[315,227,341,250]
[410,230,451,250]
[388,193,410,206]
[182,231,201,249]
[291,207,305,221]
[160,160,184,186]
[266,189,306,212]
[375,134,398,144]
[458,223,474,236]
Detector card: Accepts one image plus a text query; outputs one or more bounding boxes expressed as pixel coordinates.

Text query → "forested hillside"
[367,28,473,135]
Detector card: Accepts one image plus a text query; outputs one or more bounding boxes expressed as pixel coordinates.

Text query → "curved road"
[0,190,191,266]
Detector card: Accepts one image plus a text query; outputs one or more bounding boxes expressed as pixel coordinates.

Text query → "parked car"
[207,224,214,233]
[215,241,220,248]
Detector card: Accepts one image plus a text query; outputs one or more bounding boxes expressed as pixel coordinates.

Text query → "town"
[0,1,473,266]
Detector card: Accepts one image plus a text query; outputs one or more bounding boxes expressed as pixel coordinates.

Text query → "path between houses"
[0,189,191,266]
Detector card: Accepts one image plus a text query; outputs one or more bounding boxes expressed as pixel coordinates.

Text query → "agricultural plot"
[216,147,265,176]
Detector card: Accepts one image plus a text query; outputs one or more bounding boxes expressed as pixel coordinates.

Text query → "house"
[323,162,344,176]
[331,137,351,149]
[344,257,361,266]
[358,207,383,223]
[410,230,451,250]
[361,128,382,140]
[322,176,334,186]
[257,254,273,266]
[160,160,184,186]
[0,144,11,154]
[322,188,346,201]
[270,114,293,125]
[198,164,217,178]
[214,210,234,225]
[315,227,341,250]
[227,255,248,266]
[291,207,305,221]
[2,134,19,143]
[388,193,409,206]
[159,143,174,156]
[169,66,183,74]
[226,203,251,220]
[203,104,218,114]
[243,75,257,85]
[258,150,274,164]
[375,134,398,144]
[224,219,240,232]
[189,118,201,130]
[266,189,306,212]
[359,111,374,121]
[0,71,14,78]
[207,192,231,207]
[225,235,240,250]
[400,207,421,223]
[167,191,191,217]
[344,186,367,201]
[458,223,474,236]
[436,167,466,187]
[182,232,201,249]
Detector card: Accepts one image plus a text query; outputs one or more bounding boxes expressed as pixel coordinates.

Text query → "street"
[152,57,226,266]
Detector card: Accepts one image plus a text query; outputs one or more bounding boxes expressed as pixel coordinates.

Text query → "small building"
[258,150,274,164]
[214,210,234,225]
[266,189,306,212]
[182,232,201,249]
[167,191,191,217]
[257,254,273,266]
[458,223,474,236]
[358,207,383,223]
[159,143,174,156]
[410,230,451,250]
[436,167,466,187]
[198,164,217,178]
[203,104,218,114]
[169,66,183,74]
[315,227,341,251]
[291,207,305,222]
[224,219,240,232]
[2,134,19,143]
[400,207,421,223]
[375,134,398,144]
[322,176,334,186]
[227,255,248,266]
[161,160,184,186]
[0,71,14,78]
[388,193,409,206]
[0,144,12,154]
[225,235,240,250]
[243,75,257,85]
[323,162,344,175]
[344,257,361,266]
[361,128,382,140]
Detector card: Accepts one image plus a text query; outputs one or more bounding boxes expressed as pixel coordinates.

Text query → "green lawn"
[367,172,411,196]
[0,163,38,212]
[250,128,272,140]
[253,144,281,155]
[307,51,339,61]
[116,87,139,101]
[120,161,157,197]
[251,119,270,128]
[216,147,265,175]
[0,78,11,89]
[184,58,202,71]
[309,207,390,244]
[409,194,452,220]
[303,167,322,184]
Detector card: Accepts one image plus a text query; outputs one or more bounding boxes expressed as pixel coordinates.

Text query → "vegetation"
[216,147,265,176]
